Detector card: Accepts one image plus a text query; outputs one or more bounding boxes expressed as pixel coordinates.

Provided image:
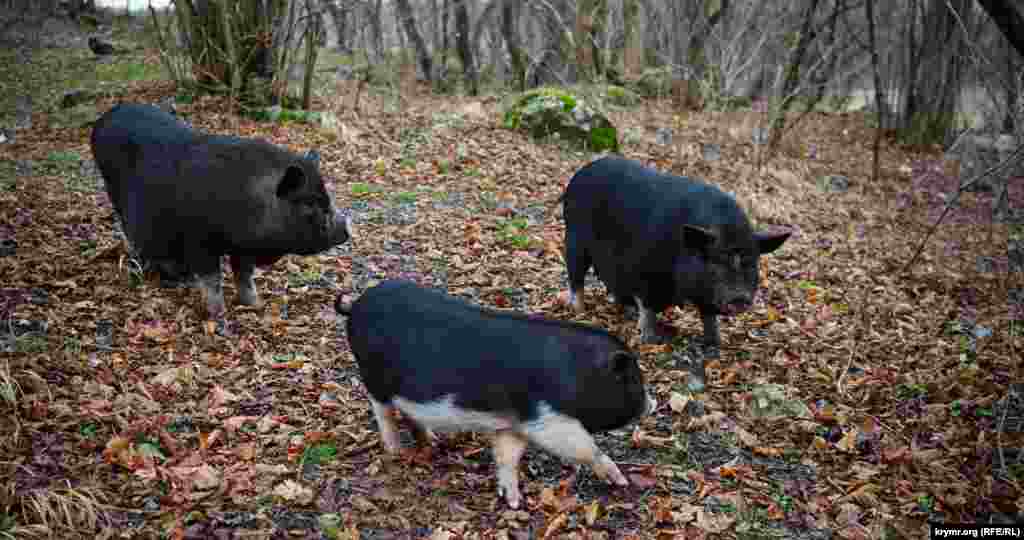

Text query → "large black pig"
[337,280,657,509]
[561,156,790,392]
[91,103,351,317]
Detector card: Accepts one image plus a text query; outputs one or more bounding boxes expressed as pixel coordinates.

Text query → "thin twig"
[901,144,1024,274]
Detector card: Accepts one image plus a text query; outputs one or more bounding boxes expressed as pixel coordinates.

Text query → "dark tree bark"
[394,0,433,82]
[369,0,384,61]
[977,0,1024,57]
[531,0,573,85]
[322,0,350,52]
[501,0,526,90]
[688,0,730,80]
[866,0,883,183]
[454,0,477,94]
[768,0,821,149]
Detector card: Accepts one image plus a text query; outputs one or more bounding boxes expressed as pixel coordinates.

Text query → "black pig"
[561,156,790,391]
[338,280,657,509]
[91,103,351,317]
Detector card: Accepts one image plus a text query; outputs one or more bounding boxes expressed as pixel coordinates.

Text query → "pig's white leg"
[493,430,529,509]
[369,397,401,453]
[521,406,628,487]
[635,297,663,344]
[231,255,263,308]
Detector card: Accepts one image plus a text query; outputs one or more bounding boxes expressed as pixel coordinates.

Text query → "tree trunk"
[323,0,350,52]
[905,0,970,144]
[768,0,821,149]
[531,0,573,85]
[687,0,730,81]
[575,0,595,82]
[301,0,323,110]
[454,0,477,94]
[622,0,641,78]
[866,0,883,183]
[501,0,526,91]
[442,0,450,61]
[369,0,384,62]
[977,0,1024,57]
[394,0,433,82]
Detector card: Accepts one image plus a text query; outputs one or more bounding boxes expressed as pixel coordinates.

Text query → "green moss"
[588,126,619,152]
[503,87,619,152]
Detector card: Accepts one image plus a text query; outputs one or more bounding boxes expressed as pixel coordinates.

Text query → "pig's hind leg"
[521,408,628,488]
[493,430,529,509]
[369,398,401,453]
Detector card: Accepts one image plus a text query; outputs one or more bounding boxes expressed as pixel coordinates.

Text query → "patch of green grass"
[497,217,531,249]
[916,494,934,513]
[319,513,344,540]
[734,507,782,539]
[79,422,99,438]
[96,60,165,83]
[0,362,21,409]
[288,268,323,287]
[393,191,418,204]
[79,239,98,258]
[0,512,16,540]
[895,383,927,400]
[0,160,17,191]
[432,111,465,130]
[350,182,373,197]
[477,193,499,212]
[136,438,168,462]
[302,442,338,466]
[44,150,81,169]
[13,335,47,354]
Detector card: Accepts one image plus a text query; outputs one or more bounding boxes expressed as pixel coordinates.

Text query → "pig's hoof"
[498,483,521,509]
[238,291,263,308]
[596,455,628,486]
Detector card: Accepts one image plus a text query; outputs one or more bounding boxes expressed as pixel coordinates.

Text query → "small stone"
[701,143,721,161]
[751,127,769,145]
[655,127,673,145]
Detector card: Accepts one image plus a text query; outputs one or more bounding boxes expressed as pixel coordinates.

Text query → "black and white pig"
[337,280,657,509]
[560,156,790,392]
[91,103,352,317]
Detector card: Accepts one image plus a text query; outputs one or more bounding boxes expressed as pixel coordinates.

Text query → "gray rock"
[819,175,850,194]
[655,127,673,145]
[701,143,721,161]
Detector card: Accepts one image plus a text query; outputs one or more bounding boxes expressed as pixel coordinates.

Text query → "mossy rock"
[502,87,619,152]
[629,67,673,97]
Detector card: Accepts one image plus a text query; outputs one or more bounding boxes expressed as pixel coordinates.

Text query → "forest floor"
[1,9,1022,540]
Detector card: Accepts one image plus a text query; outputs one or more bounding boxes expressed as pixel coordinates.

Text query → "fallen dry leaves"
[0,44,1020,539]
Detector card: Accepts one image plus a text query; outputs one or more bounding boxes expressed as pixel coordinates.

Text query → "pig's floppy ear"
[276,165,307,198]
[755,230,791,254]
[682,224,716,248]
